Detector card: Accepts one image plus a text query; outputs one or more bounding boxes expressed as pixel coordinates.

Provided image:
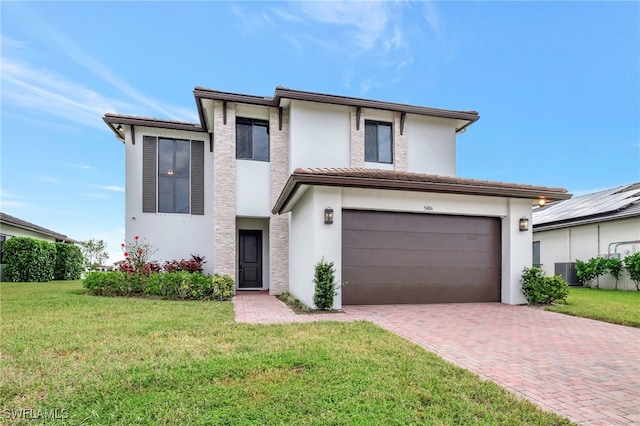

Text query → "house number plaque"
[423,205,434,211]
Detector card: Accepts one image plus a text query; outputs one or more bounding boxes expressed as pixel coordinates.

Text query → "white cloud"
[2,59,135,130]
[0,199,30,209]
[32,175,61,184]
[266,1,442,92]
[1,29,198,130]
[294,1,390,51]
[423,1,442,39]
[0,191,31,211]
[82,192,109,200]
[98,185,125,192]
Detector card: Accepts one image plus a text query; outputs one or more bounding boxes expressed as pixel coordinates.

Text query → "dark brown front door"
[342,210,501,305]
[238,230,262,289]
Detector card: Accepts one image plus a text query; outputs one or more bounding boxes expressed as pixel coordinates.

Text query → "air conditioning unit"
[555,262,581,286]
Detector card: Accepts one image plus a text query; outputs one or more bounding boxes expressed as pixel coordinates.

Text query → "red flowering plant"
[119,235,158,275]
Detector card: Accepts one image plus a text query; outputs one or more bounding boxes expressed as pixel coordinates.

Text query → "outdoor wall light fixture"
[519,217,529,232]
[324,207,334,225]
[116,124,123,131]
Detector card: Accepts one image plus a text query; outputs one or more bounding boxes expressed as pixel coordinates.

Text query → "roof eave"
[534,210,640,232]
[0,217,78,243]
[102,117,126,142]
[103,114,203,133]
[273,172,570,215]
[193,87,274,106]
[273,87,480,123]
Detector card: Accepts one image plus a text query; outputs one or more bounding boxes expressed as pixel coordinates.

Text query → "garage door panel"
[343,211,498,235]
[343,266,500,286]
[342,210,501,305]
[343,230,498,251]
[342,248,497,268]
[342,282,500,304]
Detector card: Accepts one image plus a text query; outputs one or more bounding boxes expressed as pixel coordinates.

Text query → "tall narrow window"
[236,118,269,161]
[143,136,204,215]
[365,120,393,163]
[158,138,190,214]
[532,241,541,268]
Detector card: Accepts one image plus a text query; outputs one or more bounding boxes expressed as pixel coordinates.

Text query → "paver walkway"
[234,292,640,425]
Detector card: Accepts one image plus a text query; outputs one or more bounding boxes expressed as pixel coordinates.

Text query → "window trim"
[236,117,270,162]
[364,120,393,164]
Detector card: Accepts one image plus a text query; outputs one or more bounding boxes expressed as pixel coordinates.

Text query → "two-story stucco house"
[103,86,570,308]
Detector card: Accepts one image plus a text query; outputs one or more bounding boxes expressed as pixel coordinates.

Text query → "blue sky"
[1,1,639,262]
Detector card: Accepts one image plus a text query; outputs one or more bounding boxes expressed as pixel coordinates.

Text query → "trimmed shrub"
[212,273,234,301]
[2,237,55,282]
[606,257,624,290]
[83,270,233,301]
[575,257,609,288]
[146,271,216,300]
[84,271,127,296]
[54,243,83,280]
[313,258,337,310]
[520,267,569,305]
[625,252,640,291]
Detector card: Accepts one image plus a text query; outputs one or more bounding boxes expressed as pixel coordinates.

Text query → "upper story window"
[236,118,269,161]
[158,138,191,214]
[142,135,204,215]
[365,120,393,164]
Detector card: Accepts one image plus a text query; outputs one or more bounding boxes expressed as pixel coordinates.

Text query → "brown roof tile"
[272,168,571,214]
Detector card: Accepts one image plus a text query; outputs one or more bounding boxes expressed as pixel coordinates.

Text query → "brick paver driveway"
[235,293,640,425]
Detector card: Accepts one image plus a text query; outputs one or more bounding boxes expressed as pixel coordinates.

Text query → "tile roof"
[272,168,571,214]
[533,183,640,231]
[0,212,78,243]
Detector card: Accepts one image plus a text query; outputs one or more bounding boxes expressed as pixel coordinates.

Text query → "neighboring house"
[0,212,78,280]
[533,183,640,290]
[103,86,570,308]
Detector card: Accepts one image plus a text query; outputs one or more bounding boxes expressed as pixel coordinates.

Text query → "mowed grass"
[1,281,574,425]
[546,287,640,327]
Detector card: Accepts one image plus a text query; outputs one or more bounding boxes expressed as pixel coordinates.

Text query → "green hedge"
[2,237,56,282]
[54,243,83,280]
[520,267,569,305]
[83,271,235,301]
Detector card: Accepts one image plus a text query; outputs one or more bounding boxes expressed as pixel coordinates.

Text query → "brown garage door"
[342,210,501,305]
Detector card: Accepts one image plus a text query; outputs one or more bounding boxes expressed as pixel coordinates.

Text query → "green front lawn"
[546,287,640,327]
[1,281,573,425]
